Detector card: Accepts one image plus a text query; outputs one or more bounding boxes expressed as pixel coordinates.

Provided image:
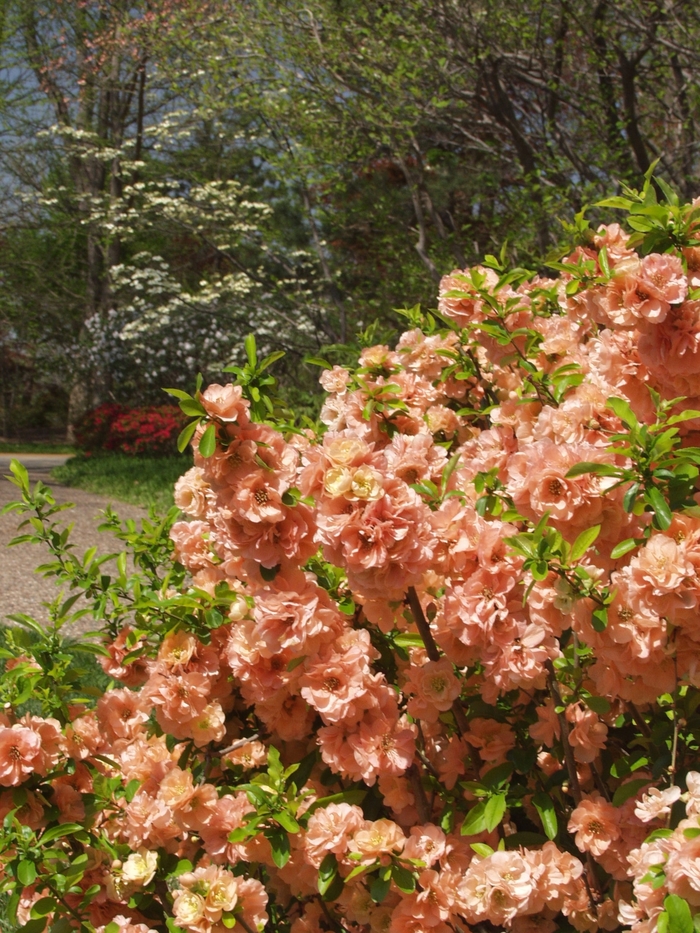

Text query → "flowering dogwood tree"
[3,176,700,932]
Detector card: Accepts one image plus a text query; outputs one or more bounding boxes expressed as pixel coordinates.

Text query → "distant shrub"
[75,402,184,455]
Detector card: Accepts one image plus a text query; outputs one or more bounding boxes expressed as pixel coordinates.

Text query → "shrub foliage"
[75,404,185,457]
[2,177,700,933]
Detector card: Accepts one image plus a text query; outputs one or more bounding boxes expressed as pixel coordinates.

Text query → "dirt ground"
[0,454,146,633]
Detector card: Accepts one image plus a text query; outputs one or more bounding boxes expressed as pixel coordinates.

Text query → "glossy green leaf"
[532,793,558,840]
[607,396,639,428]
[41,823,85,844]
[612,778,649,808]
[177,419,198,453]
[664,894,694,933]
[198,423,217,458]
[318,853,339,897]
[570,525,601,562]
[646,486,672,530]
[565,462,620,478]
[591,607,608,632]
[370,870,391,904]
[611,538,639,559]
[460,801,487,836]
[266,826,290,868]
[17,859,37,886]
[391,862,416,893]
[244,333,257,367]
[484,793,507,832]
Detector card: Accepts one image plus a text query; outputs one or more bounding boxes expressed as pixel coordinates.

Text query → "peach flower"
[200,383,249,423]
[0,726,42,786]
[568,793,620,857]
[304,802,366,867]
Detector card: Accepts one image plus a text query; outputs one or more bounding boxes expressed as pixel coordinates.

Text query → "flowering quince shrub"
[6,175,700,933]
[75,404,185,456]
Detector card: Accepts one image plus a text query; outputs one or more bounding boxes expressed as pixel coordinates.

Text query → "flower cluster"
[75,402,185,455]
[4,186,700,933]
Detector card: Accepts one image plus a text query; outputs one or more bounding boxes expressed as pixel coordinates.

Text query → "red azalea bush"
[75,403,185,455]
[4,178,700,933]
[73,401,126,452]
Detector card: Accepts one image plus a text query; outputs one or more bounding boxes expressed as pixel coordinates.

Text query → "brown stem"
[407,763,431,823]
[545,660,581,806]
[671,657,681,783]
[590,760,611,802]
[545,662,601,907]
[629,702,652,738]
[406,586,470,737]
[315,896,343,933]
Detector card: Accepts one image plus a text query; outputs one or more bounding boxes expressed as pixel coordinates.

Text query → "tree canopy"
[0,0,698,435]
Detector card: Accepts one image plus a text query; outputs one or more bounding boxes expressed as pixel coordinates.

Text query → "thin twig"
[407,763,431,823]
[545,660,581,806]
[219,734,260,755]
[629,702,652,738]
[406,586,470,737]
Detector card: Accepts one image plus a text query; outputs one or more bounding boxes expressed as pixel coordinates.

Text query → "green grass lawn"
[0,441,76,453]
[51,453,189,510]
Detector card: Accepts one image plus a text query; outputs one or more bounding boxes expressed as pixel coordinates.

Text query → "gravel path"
[0,454,146,632]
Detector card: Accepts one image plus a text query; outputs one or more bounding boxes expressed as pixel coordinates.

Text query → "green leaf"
[41,822,85,844]
[664,894,694,933]
[177,419,198,453]
[470,843,494,858]
[596,196,634,210]
[612,778,649,808]
[441,451,462,492]
[276,811,300,834]
[646,486,672,530]
[370,871,391,904]
[532,793,558,840]
[31,898,57,918]
[179,399,206,417]
[266,826,290,868]
[607,396,639,429]
[9,459,29,492]
[584,695,611,715]
[259,350,286,372]
[391,862,416,893]
[667,410,700,426]
[530,560,549,581]
[198,423,217,458]
[17,859,37,886]
[623,482,641,513]
[565,462,620,478]
[570,525,601,562]
[481,762,513,788]
[17,920,48,933]
[318,852,339,897]
[304,356,332,369]
[484,793,507,832]
[244,333,257,367]
[460,801,487,836]
[163,388,192,401]
[611,538,638,559]
[656,177,680,208]
[591,607,608,632]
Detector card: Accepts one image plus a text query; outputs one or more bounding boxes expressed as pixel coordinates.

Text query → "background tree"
[1,0,699,438]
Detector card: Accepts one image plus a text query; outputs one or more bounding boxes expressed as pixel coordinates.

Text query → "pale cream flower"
[350,465,384,500]
[634,785,681,823]
[121,848,158,886]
